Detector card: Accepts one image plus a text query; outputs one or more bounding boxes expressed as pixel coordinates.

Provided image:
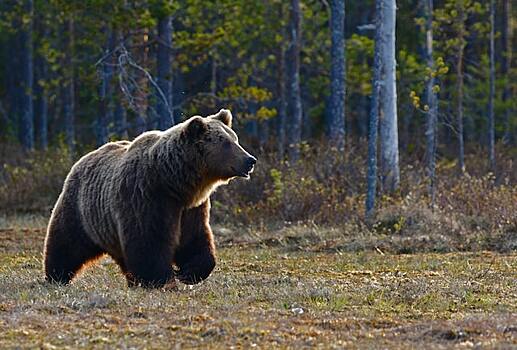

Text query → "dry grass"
[1,216,516,349]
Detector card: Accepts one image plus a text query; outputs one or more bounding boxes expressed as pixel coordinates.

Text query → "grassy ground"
[0,215,516,349]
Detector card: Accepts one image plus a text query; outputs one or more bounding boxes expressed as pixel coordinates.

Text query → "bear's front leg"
[123,240,175,288]
[120,206,182,289]
[175,200,216,285]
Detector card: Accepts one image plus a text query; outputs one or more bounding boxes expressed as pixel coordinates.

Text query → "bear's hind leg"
[44,218,103,284]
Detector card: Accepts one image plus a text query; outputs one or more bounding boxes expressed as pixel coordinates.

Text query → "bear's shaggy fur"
[43,109,256,288]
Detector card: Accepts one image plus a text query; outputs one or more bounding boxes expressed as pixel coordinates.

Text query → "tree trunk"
[488,0,496,171]
[286,0,303,160]
[34,9,49,150]
[424,0,438,203]
[97,28,114,146]
[327,0,346,150]
[20,0,34,150]
[456,4,465,173]
[156,13,173,130]
[366,0,384,219]
[277,50,287,158]
[113,29,128,139]
[379,0,399,193]
[137,29,150,130]
[35,46,48,150]
[63,19,75,153]
[276,5,287,159]
[502,0,513,144]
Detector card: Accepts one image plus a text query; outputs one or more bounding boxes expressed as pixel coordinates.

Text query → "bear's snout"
[245,156,256,174]
[231,153,256,179]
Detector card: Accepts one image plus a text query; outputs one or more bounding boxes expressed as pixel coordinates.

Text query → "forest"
[0,0,516,348]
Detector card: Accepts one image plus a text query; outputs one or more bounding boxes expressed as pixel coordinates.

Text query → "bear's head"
[184,109,257,181]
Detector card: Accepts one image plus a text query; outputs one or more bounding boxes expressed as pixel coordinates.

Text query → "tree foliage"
[0,0,514,158]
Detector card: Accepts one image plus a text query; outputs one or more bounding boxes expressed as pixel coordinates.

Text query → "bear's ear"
[185,116,208,138]
[210,109,232,128]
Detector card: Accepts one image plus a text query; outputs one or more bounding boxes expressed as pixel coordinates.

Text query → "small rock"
[291,307,304,315]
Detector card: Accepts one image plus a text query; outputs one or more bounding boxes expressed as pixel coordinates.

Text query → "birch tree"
[380,0,400,193]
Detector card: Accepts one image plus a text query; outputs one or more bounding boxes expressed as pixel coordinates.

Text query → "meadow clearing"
[0,214,515,349]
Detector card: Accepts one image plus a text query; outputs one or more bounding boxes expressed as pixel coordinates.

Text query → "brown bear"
[43,109,256,288]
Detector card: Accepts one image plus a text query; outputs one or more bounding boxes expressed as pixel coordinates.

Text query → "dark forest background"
[0,0,515,236]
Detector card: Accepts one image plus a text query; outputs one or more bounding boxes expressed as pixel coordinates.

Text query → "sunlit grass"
[0,217,516,348]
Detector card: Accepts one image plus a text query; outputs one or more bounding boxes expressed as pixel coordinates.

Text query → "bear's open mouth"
[232,166,254,179]
[245,164,254,177]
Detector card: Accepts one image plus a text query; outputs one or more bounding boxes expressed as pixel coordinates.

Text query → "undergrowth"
[0,141,515,253]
